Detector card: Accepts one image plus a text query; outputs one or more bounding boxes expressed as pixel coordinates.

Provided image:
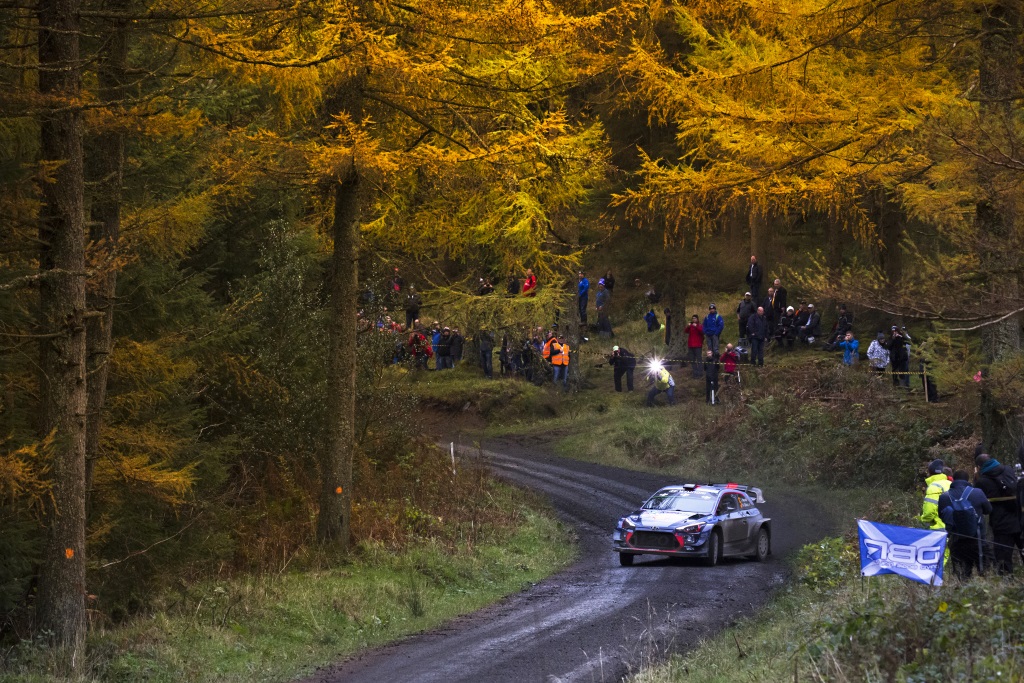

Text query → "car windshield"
[642,490,718,514]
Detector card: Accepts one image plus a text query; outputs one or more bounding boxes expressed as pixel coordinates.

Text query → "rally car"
[612,483,771,566]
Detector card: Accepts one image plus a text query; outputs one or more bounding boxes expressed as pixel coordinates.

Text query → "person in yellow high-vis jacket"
[921,458,951,529]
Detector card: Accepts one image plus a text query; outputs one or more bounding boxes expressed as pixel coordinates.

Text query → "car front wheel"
[619,552,635,567]
[750,528,770,562]
[703,531,721,567]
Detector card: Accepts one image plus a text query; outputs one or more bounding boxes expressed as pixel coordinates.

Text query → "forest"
[2,0,1024,675]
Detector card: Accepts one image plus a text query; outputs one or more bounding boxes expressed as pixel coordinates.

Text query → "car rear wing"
[708,483,765,504]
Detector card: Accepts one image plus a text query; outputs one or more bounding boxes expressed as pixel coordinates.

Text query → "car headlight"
[620,518,636,530]
[675,523,705,534]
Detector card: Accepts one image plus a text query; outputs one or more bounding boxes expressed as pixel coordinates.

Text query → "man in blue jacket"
[577,271,589,324]
[703,304,724,355]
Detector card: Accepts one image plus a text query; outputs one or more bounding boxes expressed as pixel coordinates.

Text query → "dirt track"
[304,437,833,682]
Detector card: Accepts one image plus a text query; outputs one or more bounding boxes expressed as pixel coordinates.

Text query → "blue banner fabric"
[858,520,946,587]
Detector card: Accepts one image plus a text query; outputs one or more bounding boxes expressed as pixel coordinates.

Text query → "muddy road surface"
[306,438,831,683]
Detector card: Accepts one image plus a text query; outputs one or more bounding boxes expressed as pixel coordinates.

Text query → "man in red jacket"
[684,314,704,379]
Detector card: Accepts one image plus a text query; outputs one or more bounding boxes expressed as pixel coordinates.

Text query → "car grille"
[631,531,679,550]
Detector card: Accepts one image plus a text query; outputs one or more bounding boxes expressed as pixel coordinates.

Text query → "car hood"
[632,510,709,529]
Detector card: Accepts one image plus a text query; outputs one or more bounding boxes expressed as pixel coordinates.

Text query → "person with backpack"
[939,470,992,578]
[974,451,1021,574]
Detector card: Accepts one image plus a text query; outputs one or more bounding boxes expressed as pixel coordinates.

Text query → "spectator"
[721,343,740,384]
[703,303,724,355]
[794,301,809,328]
[541,330,556,363]
[664,307,672,346]
[609,345,636,392]
[431,322,442,370]
[761,287,777,335]
[450,328,464,365]
[939,470,992,579]
[550,333,570,390]
[746,306,769,366]
[604,270,616,294]
[746,255,763,301]
[646,364,676,407]
[825,304,854,349]
[685,314,704,379]
[797,304,820,343]
[704,350,720,405]
[777,306,797,348]
[436,327,453,369]
[390,267,404,294]
[974,452,1021,575]
[596,280,612,337]
[867,332,889,373]
[887,326,910,387]
[771,278,787,317]
[507,274,520,295]
[645,283,661,305]
[920,459,951,531]
[499,334,512,374]
[478,278,494,295]
[837,331,859,366]
[404,286,422,330]
[644,308,660,332]
[522,268,537,297]
[736,292,757,343]
[408,328,433,370]
[577,271,589,323]
[478,328,495,379]
[520,337,535,382]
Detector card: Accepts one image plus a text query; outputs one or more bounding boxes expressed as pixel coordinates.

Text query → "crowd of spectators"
[370,258,924,397]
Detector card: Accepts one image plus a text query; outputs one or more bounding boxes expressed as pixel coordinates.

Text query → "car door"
[715,493,743,551]
[734,493,757,550]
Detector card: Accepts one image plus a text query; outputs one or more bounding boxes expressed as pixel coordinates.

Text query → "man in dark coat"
[761,288,777,335]
[975,452,1021,574]
[745,307,769,366]
[450,328,464,365]
[887,326,910,387]
[478,329,494,379]
[436,327,453,370]
[736,293,757,343]
[704,350,720,405]
[609,345,636,392]
[939,470,992,578]
[404,286,422,330]
[746,255,763,301]
[771,278,787,317]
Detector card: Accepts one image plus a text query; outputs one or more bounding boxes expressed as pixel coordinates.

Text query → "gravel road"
[304,437,832,683]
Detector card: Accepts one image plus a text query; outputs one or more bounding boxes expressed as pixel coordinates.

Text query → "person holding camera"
[887,325,911,387]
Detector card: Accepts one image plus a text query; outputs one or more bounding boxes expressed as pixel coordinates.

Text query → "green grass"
[632,539,1024,683]
[1,487,575,683]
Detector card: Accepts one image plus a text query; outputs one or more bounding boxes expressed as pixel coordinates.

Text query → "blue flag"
[858,520,946,586]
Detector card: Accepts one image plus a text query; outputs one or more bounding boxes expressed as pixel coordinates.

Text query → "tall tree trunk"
[977,0,1022,451]
[318,161,359,547]
[748,203,768,266]
[85,2,128,497]
[36,0,88,663]
[875,190,904,284]
[826,214,843,277]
